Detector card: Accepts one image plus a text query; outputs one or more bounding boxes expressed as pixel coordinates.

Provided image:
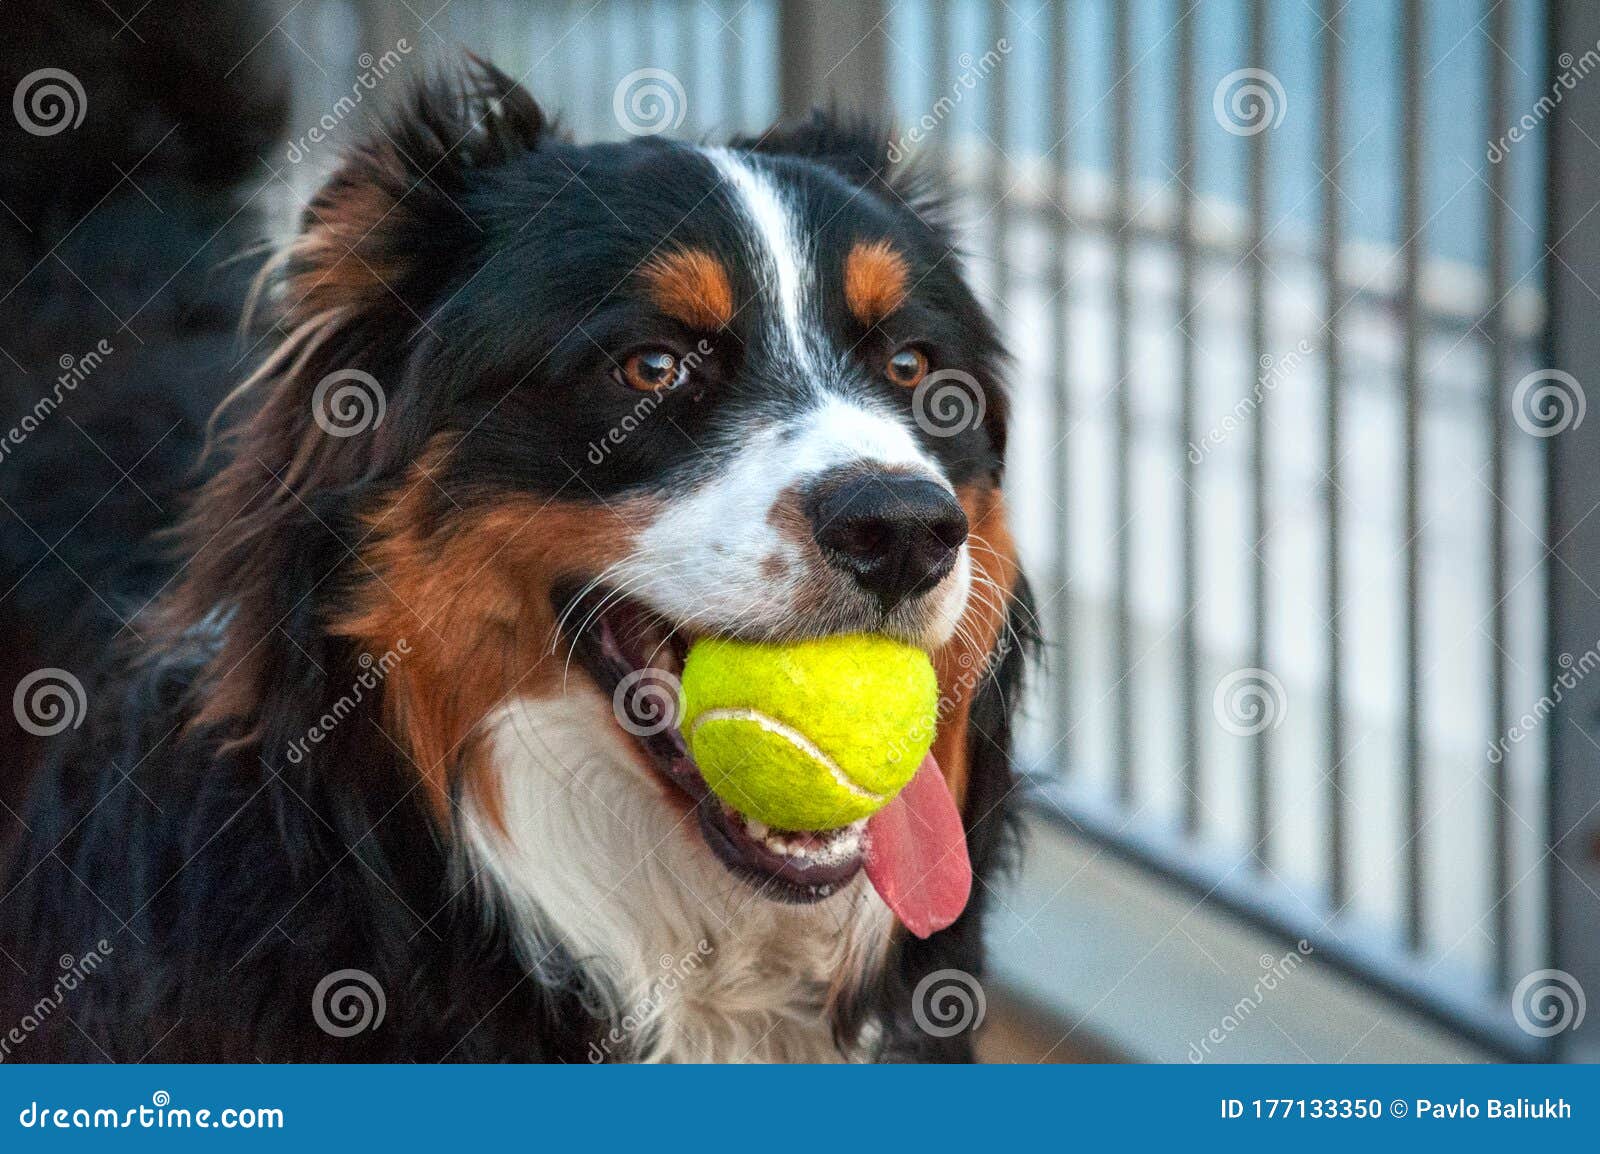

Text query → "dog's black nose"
[806,471,968,609]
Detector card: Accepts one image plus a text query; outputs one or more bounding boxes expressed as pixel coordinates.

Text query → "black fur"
[0,3,1030,1062]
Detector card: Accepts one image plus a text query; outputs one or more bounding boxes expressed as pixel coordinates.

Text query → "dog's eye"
[619,349,682,392]
[885,346,929,389]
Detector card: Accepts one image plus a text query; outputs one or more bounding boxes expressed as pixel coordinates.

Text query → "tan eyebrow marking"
[843,239,910,326]
[640,248,735,330]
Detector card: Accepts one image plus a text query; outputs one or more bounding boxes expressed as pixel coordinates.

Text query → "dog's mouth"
[559,588,868,904]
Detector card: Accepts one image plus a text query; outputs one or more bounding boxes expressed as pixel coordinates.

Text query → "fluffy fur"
[0,1,1034,1062]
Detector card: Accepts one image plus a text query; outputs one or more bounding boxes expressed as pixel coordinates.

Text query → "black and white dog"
[0,0,1032,1062]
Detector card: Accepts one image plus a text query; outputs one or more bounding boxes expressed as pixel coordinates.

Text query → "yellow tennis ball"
[679,633,939,831]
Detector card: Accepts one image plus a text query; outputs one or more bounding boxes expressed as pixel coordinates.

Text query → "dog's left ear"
[734,109,947,228]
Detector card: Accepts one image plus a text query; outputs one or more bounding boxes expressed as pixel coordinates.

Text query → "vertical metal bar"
[1111,0,1135,808]
[986,3,1009,336]
[1485,0,1513,995]
[678,0,701,134]
[1177,0,1200,836]
[1548,0,1600,1064]
[1400,0,1426,952]
[725,0,748,131]
[777,0,888,121]
[1050,0,1073,775]
[926,0,950,177]
[1247,0,1271,866]
[1321,0,1347,909]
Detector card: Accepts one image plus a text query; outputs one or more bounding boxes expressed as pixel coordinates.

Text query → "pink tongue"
[864,753,972,938]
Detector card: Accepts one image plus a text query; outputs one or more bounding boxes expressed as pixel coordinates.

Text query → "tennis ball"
[679,633,939,831]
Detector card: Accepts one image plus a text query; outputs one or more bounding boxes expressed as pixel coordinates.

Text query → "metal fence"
[278,0,1593,1059]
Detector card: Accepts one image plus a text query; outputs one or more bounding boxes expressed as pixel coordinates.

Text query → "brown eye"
[885,346,928,389]
[620,349,681,392]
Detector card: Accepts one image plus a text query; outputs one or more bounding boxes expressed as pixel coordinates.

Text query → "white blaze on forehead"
[704,147,819,378]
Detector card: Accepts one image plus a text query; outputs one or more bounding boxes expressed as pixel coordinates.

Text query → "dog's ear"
[285,57,547,327]
[735,109,895,185]
[734,109,947,228]
[167,59,549,735]
[215,58,549,491]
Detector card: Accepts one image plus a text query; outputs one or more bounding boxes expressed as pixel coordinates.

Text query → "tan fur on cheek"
[333,448,657,829]
[930,483,1018,811]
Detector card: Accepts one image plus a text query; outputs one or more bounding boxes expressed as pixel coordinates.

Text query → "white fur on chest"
[458,690,894,1063]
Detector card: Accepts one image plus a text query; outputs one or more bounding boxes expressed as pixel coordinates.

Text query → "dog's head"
[178,63,1022,971]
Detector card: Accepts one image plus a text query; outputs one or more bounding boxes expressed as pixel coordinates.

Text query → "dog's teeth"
[745,817,769,840]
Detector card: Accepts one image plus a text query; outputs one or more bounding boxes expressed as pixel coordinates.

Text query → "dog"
[0,0,1032,1062]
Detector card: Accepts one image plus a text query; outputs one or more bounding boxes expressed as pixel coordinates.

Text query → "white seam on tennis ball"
[688,708,886,803]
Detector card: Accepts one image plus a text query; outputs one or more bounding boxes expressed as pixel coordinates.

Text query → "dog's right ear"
[213,59,550,491]
[169,61,549,736]
[286,57,548,326]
